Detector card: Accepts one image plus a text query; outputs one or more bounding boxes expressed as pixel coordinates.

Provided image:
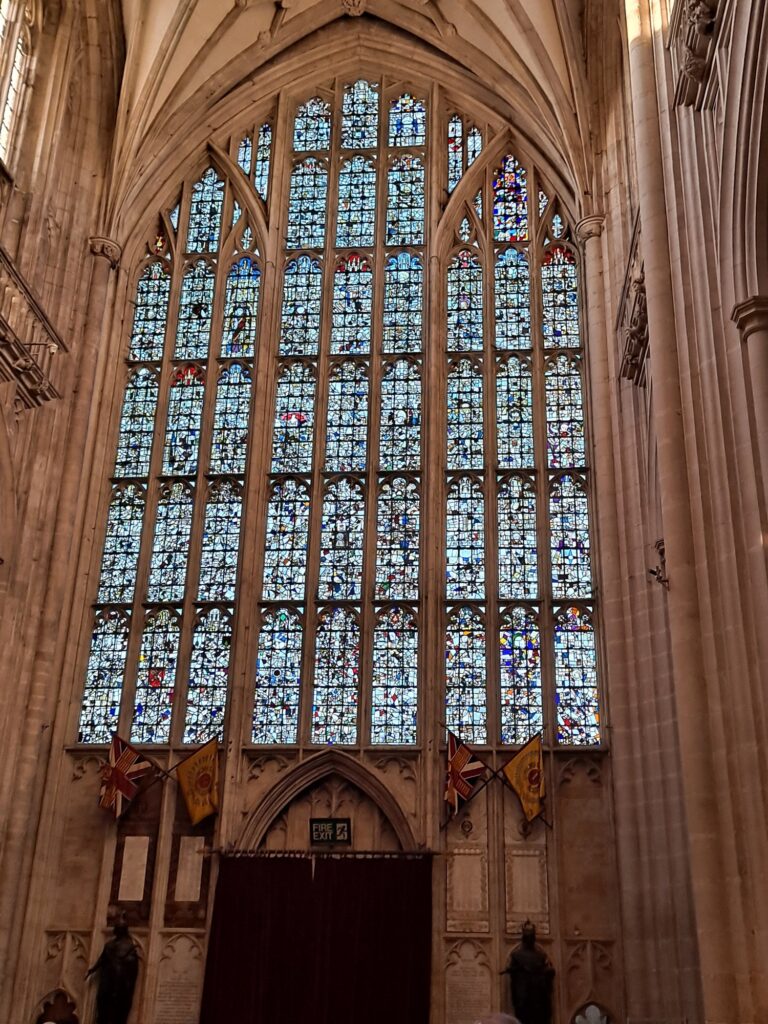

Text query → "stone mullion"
[484,213,501,750]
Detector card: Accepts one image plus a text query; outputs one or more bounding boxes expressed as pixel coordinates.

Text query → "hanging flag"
[98,735,156,819]
[176,739,219,825]
[444,731,486,816]
[501,734,546,822]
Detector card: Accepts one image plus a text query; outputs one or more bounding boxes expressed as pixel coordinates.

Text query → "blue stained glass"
[294,96,331,151]
[371,607,418,745]
[237,135,252,175]
[255,122,272,200]
[325,361,369,472]
[280,256,323,356]
[271,362,316,473]
[210,363,251,475]
[538,189,549,217]
[447,250,483,351]
[198,480,242,602]
[492,155,528,241]
[287,158,328,249]
[186,168,225,253]
[389,93,426,147]
[318,478,365,601]
[129,262,171,361]
[446,476,485,600]
[445,606,487,744]
[114,369,158,478]
[223,257,261,357]
[545,354,585,468]
[336,156,376,248]
[447,115,463,192]
[162,365,205,476]
[330,253,373,354]
[262,479,311,601]
[375,477,420,600]
[78,612,129,743]
[495,249,531,349]
[383,252,423,352]
[97,484,145,604]
[386,156,424,246]
[542,245,580,347]
[467,126,482,166]
[498,476,537,599]
[380,359,421,471]
[555,606,599,744]
[312,606,360,745]
[500,606,542,744]
[447,358,484,470]
[131,608,180,744]
[497,356,535,469]
[341,80,379,149]
[175,261,214,359]
[185,608,231,743]
[147,481,194,603]
[254,608,303,744]
[550,474,592,598]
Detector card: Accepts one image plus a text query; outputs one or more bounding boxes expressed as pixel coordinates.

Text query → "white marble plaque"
[118,836,149,902]
[153,935,203,1024]
[447,848,489,933]
[174,836,205,903]
[445,943,492,1024]
[505,847,549,933]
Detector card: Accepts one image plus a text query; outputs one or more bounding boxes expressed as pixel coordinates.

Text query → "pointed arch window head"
[0,7,30,164]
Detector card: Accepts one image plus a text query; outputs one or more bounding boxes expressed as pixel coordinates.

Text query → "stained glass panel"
[131,609,180,743]
[262,479,311,601]
[318,479,365,601]
[186,168,225,253]
[222,257,260,358]
[445,606,487,744]
[447,358,484,470]
[174,261,214,359]
[146,482,194,603]
[498,477,537,599]
[386,156,425,246]
[185,609,231,743]
[467,126,482,166]
[371,608,418,745]
[447,115,463,192]
[447,250,483,352]
[293,96,331,151]
[325,361,369,471]
[389,93,426,147]
[554,606,599,744]
[375,478,420,600]
[383,252,422,352]
[162,365,205,476]
[500,607,542,743]
[287,158,328,249]
[550,474,592,598]
[129,263,171,361]
[280,256,323,356]
[380,359,421,471]
[271,362,316,474]
[495,249,531,350]
[253,608,302,744]
[312,607,360,744]
[237,135,252,175]
[492,155,528,242]
[78,612,129,743]
[496,356,535,469]
[341,80,379,149]
[210,363,252,476]
[198,481,242,602]
[255,122,272,200]
[542,246,580,347]
[114,369,158,478]
[446,476,485,600]
[97,485,145,604]
[330,254,373,354]
[545,355,585,468]
[336,156,376,248]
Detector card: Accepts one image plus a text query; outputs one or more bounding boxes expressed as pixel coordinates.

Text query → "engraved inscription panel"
[447,848,489,933]
[505,847,549,934]
[153,934,203,1024]
[445,940,492,1024]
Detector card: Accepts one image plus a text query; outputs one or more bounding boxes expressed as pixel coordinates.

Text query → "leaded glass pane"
[325,361,369,471]
[318,479,365,601]
[147,482,194,602]
[255,122,272,200]
[550,474,592,598]
[542,246,580,347]
[445,606,487,743]
[383,252,422,352]
[185,609,231,743]
[495,249,531,349]
[375,478,420,600]
[262,479,311,601]
[237,135,252,175]
[330,254,373,354]
[175,261,214,359]
[186,168,225,253]
[336,156,376,247]
[545,354,585,468]
[371,608,418,745]
[222,257,260,357]
[554,606,599,744]
[129,263,171,361]
[78,612,129,743]
[198,481,242,602]
[280,256,323,356]
[386,156,425,246]
[493,155,528,241]
[341,80,379,149]
[498,477,537,599]
[447,358,484,470]
[287,158,328,249]
[380,359,421,471]
[271,363,316,473]
[253,608,302,744]
[210,363,252,476]
[0,32,24,159]
[500,607,542,743]
[496,356,535,469]
[447,115,463,192]
[467,126,482,166]
[132,609,180,743]
[447,250,483,352]
[294,97,331,151]
[446,476,485,600]
[162,365,205,476]
[312,607,359,744]
[114,369,158,478]
[97,485,145,604]
[389,93,426,147]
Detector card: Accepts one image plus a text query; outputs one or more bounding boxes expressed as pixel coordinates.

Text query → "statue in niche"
[86,913,139,1024]
[501,921,555,1024]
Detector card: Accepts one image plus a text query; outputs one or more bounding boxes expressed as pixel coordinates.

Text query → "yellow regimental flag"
[176,739,219,825]
[501,734,545,822]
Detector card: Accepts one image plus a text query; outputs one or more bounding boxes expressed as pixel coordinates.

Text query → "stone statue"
[86,914,139,1024]
[501,921,555,1024]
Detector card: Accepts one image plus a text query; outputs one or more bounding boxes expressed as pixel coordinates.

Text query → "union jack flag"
[444,731,486,816]
[98,735,156,818]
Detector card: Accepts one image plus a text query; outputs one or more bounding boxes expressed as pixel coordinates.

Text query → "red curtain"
[200,854,432,1024]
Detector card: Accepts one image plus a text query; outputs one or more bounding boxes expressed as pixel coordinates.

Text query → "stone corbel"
[732,295,768,341]
[575,215,604,244]
[671,0,720,106]
[88,235,121,270]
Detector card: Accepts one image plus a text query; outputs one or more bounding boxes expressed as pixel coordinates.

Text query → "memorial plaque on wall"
[505,847,549,934]
[447,848,490,933]
[445,940,492,1024]
[153,934,204,1024]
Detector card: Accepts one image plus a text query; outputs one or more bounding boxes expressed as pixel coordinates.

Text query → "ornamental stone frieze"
[669,0,720,107]
[616,215,648,387]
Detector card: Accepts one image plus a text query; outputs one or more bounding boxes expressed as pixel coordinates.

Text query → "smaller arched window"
[0,1,33,164]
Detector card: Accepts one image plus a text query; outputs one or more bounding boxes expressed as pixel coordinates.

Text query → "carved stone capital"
[88,236,122,269]
[575,215,605,244]
[341,0,366,13]
[732,296,768,342]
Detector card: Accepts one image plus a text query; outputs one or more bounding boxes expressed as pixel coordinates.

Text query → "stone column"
[732,296,768,526]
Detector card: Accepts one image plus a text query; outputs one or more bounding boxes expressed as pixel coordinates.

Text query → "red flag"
[98,735,156,818]
[444,731,486,816]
